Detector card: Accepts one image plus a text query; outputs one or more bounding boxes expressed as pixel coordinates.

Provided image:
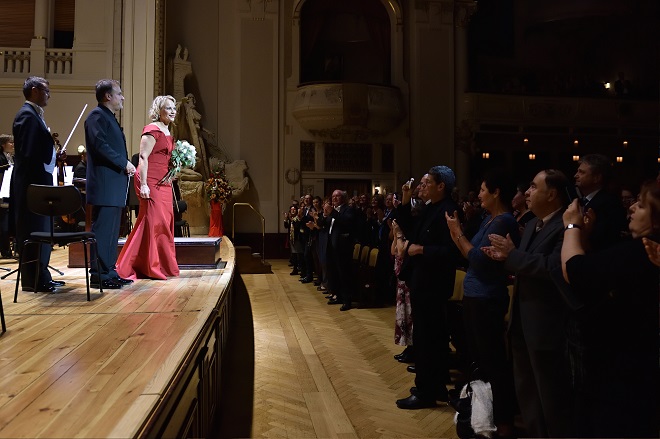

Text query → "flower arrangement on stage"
[159,140,197,184]
[205,168,233,204]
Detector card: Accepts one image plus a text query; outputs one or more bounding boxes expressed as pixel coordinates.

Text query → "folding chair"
[14,184,102,302]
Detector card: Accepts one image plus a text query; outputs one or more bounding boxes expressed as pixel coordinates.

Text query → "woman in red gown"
[117,96,179,280]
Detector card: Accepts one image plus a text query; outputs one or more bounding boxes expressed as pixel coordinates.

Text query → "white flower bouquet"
[160,140,197,184]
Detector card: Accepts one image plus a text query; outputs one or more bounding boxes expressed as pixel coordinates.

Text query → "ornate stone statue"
[168,44,250,232]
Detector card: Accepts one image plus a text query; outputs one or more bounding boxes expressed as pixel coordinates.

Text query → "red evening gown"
[116,125,179,280]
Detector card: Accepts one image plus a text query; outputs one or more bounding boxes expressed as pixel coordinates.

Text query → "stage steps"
[235,246,272,274]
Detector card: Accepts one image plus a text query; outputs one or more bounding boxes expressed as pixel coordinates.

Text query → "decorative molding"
[293,83,405,141]
[454,0,477,28]
[243,0,273,21]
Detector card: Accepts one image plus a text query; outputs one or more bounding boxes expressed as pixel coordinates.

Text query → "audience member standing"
[323,189,360,311]
[12,77,60,292]
[512,181,535,233]
[446,169,519,436]
[574,154,628,252]
[391,218,413,363]
[484,169,574,437]
[395,166,459,409]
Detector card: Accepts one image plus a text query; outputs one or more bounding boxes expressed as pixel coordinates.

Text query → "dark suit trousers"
[510,312,574,437]
[326,238,354,304]
[411,290,449,400]
[91,205,122,281]
[17,211,52,287]
[463,296,516,425]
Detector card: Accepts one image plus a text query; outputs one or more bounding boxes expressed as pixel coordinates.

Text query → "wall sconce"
[482,152,490,159]
[523,138,529,145]
[604,82,611,90]
[657,157,660,164]
[528,153,536,160]
[616,156,623,163]
[572,155,580,162]
[374,183,380,193]
[622,140,628,148]
[573,139,579,147]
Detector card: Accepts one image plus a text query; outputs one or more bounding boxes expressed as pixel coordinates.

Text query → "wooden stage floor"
[0,240,233,438]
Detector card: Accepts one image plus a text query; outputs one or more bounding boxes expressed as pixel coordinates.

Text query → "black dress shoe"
[50,280,66,287]
[411,386,449,402]
[22,284,56,293]
[300,277,313,284]
[396,394,436,410]
[406,365,416,373]
[340,304,352,311]
[113,277,134,285]
[289,270,299,276]
[91,279,122,289]
[317,286,327,292]
[313,281,321,286]
[397,351,415,363]
[327,298,340,305]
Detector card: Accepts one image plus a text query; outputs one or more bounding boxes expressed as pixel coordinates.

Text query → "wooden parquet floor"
[243,260,460,439]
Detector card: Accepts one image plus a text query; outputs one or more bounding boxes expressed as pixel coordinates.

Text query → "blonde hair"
[148,95,176,122]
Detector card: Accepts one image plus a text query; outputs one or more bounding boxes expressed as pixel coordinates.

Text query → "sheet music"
[52,167,58,186]
[63,166,74,185]
[0,166,12,198]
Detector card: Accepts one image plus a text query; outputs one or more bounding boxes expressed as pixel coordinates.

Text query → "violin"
[52,132,76,225]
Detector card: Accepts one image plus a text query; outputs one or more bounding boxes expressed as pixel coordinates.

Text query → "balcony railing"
[45,49,73,75]
[1,48,31,75]
[0,47,73,77]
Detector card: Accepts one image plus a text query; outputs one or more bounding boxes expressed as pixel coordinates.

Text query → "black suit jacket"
[12,103,55,210]
[84,105,129,207]
[396,197,459,299]
[12,102,56,241]
[505,213,571,350]
[324,204,360,251]
[583,189,628,251]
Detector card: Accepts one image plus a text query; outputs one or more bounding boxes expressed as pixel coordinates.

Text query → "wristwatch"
[565,223,582,230]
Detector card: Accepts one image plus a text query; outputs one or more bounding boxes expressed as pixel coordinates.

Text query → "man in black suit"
[395,166,460,409]
[323,189,361,311]
[485,169,575,437]
[12,76,62,292]
[574,153,627,252]
[84,79,136,289]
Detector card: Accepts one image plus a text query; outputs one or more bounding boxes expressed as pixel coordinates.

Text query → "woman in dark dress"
[561,181,659,437]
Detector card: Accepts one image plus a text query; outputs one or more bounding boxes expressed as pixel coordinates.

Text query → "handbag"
[450,365,495,439]
[451,381,475,439]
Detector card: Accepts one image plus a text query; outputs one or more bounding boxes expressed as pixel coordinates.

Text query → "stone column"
[453,0,478,196]
[30,0,51,75]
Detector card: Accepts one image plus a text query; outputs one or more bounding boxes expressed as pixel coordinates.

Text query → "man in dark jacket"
[12,76,61,292]
[395,166,460,409]
[84,79,136,289]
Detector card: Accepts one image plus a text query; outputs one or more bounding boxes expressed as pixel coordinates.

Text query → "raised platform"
[69,237,223,269]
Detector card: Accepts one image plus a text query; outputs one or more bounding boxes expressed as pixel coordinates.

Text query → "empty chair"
[14,184,102,302]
